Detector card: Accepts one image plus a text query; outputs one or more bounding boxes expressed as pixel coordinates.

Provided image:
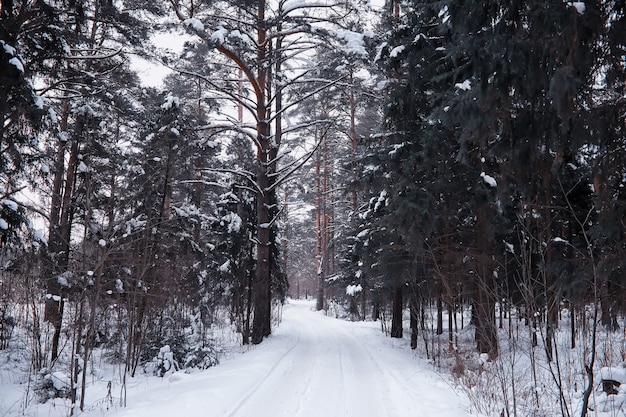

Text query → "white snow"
[2,199,18,211]
[33,229,47,244]
[228,29,252,47]
[0,219,7,230]
[375,80,388,90]
[389,142,406,156]
[9,57,24,73]
[504,241,515,254]
[331,29,369,57]
[161,94,180,110]
[356,228,370,239]
[389,45,405,58]
[78,300,476,417]
[50,372,71,391]
[353,68,371,80]
[210,26,228,44]
[99,239,107,247]
[455,79,472,91]
[33,95,44,109]
[480,171,497,187]
[48,107,57,123]
[2,41,16,56]
[222,212,242,233]
[218,260,231,273]
[76,103,96,117]
[78,161,89,173]
[57,273,71,288]
[346,284,363,295]
[183,18,205,31]
[600,365,626,384]
[282,0,306,13]
[567,1,586,14]
[374,190,388,211]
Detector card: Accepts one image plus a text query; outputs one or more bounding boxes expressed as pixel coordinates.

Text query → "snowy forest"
[0,0,625,416]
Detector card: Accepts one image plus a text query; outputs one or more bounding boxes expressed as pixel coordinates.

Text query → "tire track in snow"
[110,301,476,417]
[223,328,303,417]
[333,324,390,417]
[357,328,471,417]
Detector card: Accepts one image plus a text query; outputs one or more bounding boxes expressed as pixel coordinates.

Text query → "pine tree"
[164,0,366,342]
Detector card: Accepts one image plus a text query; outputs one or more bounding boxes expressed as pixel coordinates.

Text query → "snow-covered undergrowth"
[0,303,244,417]
[402,305,626,417]
[2,298,625,417]
[2,299,476,417]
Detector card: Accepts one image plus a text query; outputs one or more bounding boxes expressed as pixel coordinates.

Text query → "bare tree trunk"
[436,292,443,335]
[391,286,403,338]
[410,295,418,349]
[475,203,498,359]
[45,127,79,363]
[315,133,324,311]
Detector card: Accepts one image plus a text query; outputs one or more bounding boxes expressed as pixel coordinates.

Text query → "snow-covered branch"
[63,47,124,60]
[258,205,284,231]
[201,167,263,195]
[266,130,327,192]
[194,122,257,142]
[161,64,258,119]
[269,75,347,123]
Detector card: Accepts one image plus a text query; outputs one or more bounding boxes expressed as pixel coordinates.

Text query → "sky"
[130,32,188,87]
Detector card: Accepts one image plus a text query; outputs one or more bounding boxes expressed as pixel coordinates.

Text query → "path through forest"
[106,300,477,417]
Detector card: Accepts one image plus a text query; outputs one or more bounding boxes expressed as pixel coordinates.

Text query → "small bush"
[36,369,72,402]
[183,344,220,370]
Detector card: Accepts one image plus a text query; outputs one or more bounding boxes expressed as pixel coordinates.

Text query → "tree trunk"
[448,301,454,351]
[249,0,275,343]
[45,112,80,363]
[391,286,403,338]
[410,296,418,349]
[251,165,272,343]
[251,113,273,343]
[475,203,498,359]
[436,292,443,335]
[315,136,324,311]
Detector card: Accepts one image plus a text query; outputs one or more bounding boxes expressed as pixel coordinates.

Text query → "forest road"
[109,299,476,417]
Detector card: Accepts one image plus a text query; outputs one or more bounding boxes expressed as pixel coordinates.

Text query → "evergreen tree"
[164,0,364,343]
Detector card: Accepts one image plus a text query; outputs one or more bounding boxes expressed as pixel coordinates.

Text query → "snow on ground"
[97,299,476,417]
[0,299,479,417]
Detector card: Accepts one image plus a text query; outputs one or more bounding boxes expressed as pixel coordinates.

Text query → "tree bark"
[44,108,81,363]
[391,286,403,338]
[249,0,275,344]
[474,203,498,359]
[410,295,418,349]
[315,133,324,311]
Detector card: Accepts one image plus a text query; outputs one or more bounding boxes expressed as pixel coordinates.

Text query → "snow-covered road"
[108,300,476,417]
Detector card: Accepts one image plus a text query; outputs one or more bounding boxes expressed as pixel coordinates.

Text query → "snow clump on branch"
[567,2,586,14]
[346,284,363,296]
[480,172,497,187]
[161,94,180,110]
[455,79,472,91]
[329,29,372,58]
[183,18,205,31]
[210,26,228,45]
